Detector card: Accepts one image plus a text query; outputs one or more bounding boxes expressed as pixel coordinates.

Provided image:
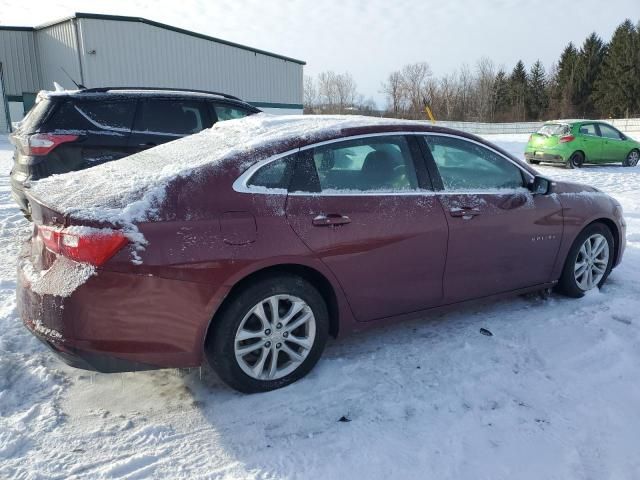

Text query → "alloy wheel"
[234,294,316,380]
[628,150,640,167]
[574,233,610,291]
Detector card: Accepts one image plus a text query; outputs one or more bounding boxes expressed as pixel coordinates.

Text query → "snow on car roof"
[29,113,422,226]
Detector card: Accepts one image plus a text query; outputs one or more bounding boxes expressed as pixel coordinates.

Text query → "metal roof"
[0,12,306,65]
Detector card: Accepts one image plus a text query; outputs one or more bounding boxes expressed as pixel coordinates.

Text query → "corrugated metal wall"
[0,29,40,96]
[77,18,302,105]
[35,21,83,91]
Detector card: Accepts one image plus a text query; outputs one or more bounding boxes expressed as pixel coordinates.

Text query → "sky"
[1,0,639,107]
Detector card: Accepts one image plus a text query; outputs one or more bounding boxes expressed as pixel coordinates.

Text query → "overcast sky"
[2,0,639,106]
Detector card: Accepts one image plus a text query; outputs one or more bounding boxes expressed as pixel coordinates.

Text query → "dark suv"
[9,87,260,216]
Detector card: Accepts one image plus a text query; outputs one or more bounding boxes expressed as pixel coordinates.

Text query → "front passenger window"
[425,135,524,191]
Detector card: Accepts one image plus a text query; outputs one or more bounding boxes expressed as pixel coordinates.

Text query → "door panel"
[438,192,563,302]
[284,135,448,322]
[287,193,448,321]
[421,134,563,303]
[597,124,628,162]
[576,124,602,162]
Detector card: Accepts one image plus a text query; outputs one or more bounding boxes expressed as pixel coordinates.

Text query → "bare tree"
[474,57,497,121]
[381,71,404,116]
[400,62,432,118]
[303,75,318,113]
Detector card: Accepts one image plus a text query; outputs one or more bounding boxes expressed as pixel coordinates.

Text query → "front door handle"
[312,214,351,227]
[449,208,481,220]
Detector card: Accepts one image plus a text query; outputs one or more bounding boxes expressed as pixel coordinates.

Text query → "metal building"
[0,12,305,131]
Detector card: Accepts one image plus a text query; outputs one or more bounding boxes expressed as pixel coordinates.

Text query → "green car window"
[598,124,623,140]
[579,124,597,136]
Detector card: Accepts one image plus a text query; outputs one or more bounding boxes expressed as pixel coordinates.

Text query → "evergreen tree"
[492,69,510,121]
[509,60,528,121]
[593,20,640,117]
[528,60,548,120]
[575,33,606,117]
[552,42,579,118]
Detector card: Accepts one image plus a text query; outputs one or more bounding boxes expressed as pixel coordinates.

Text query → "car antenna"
[60,67,86,90]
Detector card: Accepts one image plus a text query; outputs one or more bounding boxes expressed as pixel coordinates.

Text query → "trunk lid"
[529,123,572,148]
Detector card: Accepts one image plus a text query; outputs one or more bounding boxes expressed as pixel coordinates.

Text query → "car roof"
[41,87,258,109]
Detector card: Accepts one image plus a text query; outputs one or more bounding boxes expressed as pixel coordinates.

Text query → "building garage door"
[0,63,9,133]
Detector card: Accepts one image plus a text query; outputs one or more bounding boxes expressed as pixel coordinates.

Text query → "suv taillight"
[38,226,128,266]
[559,135,575,143]
[19,133,79,156]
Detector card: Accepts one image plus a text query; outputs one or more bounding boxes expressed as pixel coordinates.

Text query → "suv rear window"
[537,124,570,136]
[75,101,136,131]
[134,100,208,135]
[17,98,53,133]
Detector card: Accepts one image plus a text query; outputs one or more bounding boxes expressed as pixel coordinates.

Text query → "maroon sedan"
[17,115,626,393]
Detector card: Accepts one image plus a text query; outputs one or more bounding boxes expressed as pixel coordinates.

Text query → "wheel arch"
[589,217,621,266]
[204,263,342,348]
[570,149,586,162]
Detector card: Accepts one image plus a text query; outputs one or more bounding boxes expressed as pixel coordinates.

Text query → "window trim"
[233,131,534,196]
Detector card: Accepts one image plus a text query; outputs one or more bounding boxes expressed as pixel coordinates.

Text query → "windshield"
[537,123,570,136]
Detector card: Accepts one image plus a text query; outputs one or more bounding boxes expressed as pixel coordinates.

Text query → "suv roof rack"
[77,87,242,101]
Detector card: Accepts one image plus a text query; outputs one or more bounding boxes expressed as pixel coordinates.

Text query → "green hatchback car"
[525,120,640,168]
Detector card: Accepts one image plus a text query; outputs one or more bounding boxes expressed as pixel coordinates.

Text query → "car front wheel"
[206,275,329,393]
[556,223,614,298]
[623,149,639,167]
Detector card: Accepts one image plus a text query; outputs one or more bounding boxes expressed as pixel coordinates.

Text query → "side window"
[425,135,524,191]
[598,124,623,140]
[579,124,597,136]
[311,136,419,192]
[214,105,250,122]
[134,100,208,135]
[247,155,295,191]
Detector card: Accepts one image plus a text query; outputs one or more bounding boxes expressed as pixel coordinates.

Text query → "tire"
[623,149,639,167]
[566,152,584,169]
[206,274,329,393]
[556,223,614,298]
[527,159,541,165]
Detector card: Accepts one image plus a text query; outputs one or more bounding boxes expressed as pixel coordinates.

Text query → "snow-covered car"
[17,114,626,393]
[9,87,260,218]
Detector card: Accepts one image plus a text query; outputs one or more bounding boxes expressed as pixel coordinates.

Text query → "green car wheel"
[623,149,639,167]
[567,152,584,169]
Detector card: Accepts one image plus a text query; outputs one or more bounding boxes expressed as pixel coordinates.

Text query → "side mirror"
[529,175,551,195]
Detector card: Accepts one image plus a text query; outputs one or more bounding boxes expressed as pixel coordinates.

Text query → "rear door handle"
[313,214,351,227]
[449,208,481,219]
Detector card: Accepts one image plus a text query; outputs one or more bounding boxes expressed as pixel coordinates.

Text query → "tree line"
[304,18,640,122]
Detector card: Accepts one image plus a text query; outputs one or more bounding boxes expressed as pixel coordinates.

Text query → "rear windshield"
[40,99,136,133]
[537,123,570,136]
[17,98,53,133]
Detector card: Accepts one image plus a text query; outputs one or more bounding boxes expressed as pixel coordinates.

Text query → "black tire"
[566,152,584,169]
[623,149,639,167]
[206,274,329,393]
[527,158,541,165]
[556,223,614,298]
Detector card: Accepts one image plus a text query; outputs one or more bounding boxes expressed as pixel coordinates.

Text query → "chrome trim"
[232,131,535,196]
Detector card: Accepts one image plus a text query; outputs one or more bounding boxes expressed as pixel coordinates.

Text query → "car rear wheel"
[556,223,614,298]
[566,152,584,169]
[206,275,329,393]
[527,158,541,165]
[623,149,639,167]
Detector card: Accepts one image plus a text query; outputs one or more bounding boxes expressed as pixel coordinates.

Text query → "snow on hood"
[29,113,420,226]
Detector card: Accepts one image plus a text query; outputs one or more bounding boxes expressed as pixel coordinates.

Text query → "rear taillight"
[20,133,79,156]
[559,135,575,143]
[38,226,128,266]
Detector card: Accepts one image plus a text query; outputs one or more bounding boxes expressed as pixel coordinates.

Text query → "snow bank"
[29,114,419,226]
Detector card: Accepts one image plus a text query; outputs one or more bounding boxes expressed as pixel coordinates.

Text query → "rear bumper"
[17,254,219,373]
[525,151,565,163]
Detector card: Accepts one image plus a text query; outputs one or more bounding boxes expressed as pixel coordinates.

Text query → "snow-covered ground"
[1,133,640,479]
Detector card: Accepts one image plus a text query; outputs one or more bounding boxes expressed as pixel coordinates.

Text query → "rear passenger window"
[214,105,250,121]
[134,101,208,135]
[311,136,419,192]
[247,155,295,190]
[75,101,136,131]
[579,124,597,136]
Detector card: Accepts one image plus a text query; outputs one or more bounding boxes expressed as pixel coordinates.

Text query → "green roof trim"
[24,12,305,65]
